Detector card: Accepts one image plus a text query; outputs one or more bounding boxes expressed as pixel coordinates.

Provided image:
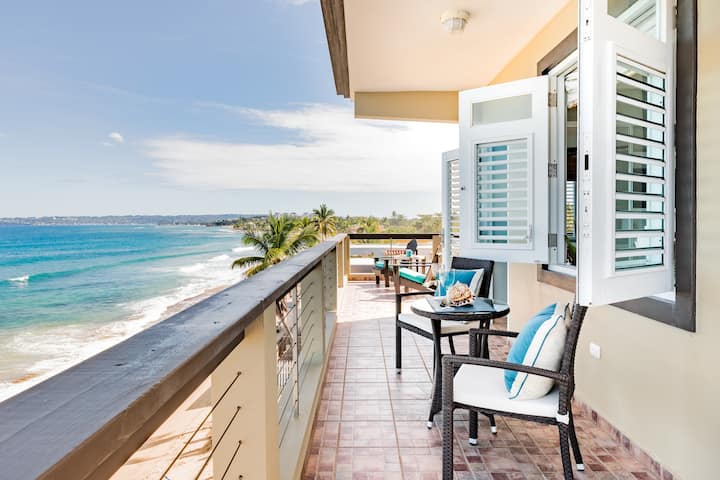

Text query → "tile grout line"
[329,285,352,479]
[378,292,406,480]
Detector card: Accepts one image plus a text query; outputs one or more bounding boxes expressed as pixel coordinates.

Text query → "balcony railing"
[0,234,352,480]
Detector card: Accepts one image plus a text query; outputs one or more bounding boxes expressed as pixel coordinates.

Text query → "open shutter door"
[577,0,675,305]
[442,149,461,267]
[459,76,550,264]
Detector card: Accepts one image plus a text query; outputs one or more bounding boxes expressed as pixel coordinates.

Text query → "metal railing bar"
[278,397,295,446]
[277,367,298,410]
[219,440,243,480]
[192,405,242,480]
[299,350,317,382]
[299,283,316,301]
[298,337,316,370]
[157,370,242,479]
[300,309,317,331]
[278,302,297,320]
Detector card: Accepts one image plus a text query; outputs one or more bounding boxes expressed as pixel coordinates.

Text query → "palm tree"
[231,213,319,276]
[296,216,315,229]
[312,204,337,240]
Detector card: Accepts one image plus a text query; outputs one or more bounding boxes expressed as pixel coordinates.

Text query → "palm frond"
[231,255,264,269]
[288,226,318,254]
[245,263,270,277]
[241,232,270,254]
[232,206,336,275]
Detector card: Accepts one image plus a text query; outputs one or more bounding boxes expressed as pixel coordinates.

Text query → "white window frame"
[548,52,579,271]
[458,76,550,264]
[576,0,676,306]
[544,47,679,304]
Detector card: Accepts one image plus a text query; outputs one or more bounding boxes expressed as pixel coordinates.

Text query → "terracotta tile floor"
[302,282,659,480]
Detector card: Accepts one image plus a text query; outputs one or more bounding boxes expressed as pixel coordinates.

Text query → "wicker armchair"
[394,257,494,369]
[440,303,589,480]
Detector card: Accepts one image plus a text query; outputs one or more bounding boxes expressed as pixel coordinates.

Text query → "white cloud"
[108,132,124,143]
[144,104,458,193]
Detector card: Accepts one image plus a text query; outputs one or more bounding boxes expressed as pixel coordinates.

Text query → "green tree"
[231,213,318,276]
[357,216,380,233]
[312,203,337,240]
[296,216,315,230]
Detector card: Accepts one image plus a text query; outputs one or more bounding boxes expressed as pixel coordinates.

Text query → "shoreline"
[0,277,243,403]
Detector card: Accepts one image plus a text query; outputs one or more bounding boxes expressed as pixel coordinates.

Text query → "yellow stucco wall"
[354,91,458,123]
[491,1,578,83]
[500,1,720,478]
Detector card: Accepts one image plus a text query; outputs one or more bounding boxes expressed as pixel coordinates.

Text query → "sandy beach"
[111,378,214,480]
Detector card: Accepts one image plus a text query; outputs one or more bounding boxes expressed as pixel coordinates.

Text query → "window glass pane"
[446,158,461,258]
[608,0,659,39]
[472,95,532,125]
[475,139,529,245]
[616,119,664,143]
[614,56,667,271]
[616,139,664,160]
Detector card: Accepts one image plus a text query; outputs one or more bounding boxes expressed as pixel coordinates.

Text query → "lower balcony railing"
[0,234,352,480]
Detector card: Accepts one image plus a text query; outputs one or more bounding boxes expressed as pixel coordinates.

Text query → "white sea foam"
[8,274,30,283]
[209,254,230,262]
[232,246,254,253]
[180,263,206,273]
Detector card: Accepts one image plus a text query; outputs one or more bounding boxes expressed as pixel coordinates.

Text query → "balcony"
[0,235,666,480]
[301,282,662,480]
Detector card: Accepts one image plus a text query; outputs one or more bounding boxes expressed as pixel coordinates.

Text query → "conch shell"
[446,282,474,305]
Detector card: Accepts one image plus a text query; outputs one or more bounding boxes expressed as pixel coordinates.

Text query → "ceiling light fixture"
[440,10,469,33]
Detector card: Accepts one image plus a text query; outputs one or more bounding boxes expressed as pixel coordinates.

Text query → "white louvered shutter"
[442,149,461,267]
[459,76,550,264]
[577,0,675,305]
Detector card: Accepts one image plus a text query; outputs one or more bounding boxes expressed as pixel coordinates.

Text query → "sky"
[0,0,458,218]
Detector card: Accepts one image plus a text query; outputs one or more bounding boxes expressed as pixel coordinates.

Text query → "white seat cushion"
[454,364,559,419]
[398,313,480,335]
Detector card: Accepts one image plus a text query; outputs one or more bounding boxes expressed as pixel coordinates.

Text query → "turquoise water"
[0,224,249,399]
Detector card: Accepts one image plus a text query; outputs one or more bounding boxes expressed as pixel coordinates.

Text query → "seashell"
[446,282,474,306]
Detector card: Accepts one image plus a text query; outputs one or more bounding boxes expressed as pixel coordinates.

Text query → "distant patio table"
[410,297,510,426]
[374,254,427,287]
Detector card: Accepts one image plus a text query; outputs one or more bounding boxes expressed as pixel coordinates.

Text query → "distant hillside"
[0,214,262,226]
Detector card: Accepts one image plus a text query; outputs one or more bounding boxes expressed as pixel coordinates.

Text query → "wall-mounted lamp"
[440,10,469,33]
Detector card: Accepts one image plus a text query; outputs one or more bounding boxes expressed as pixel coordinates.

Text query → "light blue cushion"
[398,267,426,284]
[504,304,557,391]
[434,269,478,296]
[374,260,387,269]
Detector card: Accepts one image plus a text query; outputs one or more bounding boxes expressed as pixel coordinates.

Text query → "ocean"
[0,224,251,401]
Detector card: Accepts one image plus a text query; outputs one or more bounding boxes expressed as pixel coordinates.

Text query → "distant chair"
[441,303,589,480]
[394,257,494,367]
[372,239,420,287]
[391,239,439,293]
[406,238,418,254]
